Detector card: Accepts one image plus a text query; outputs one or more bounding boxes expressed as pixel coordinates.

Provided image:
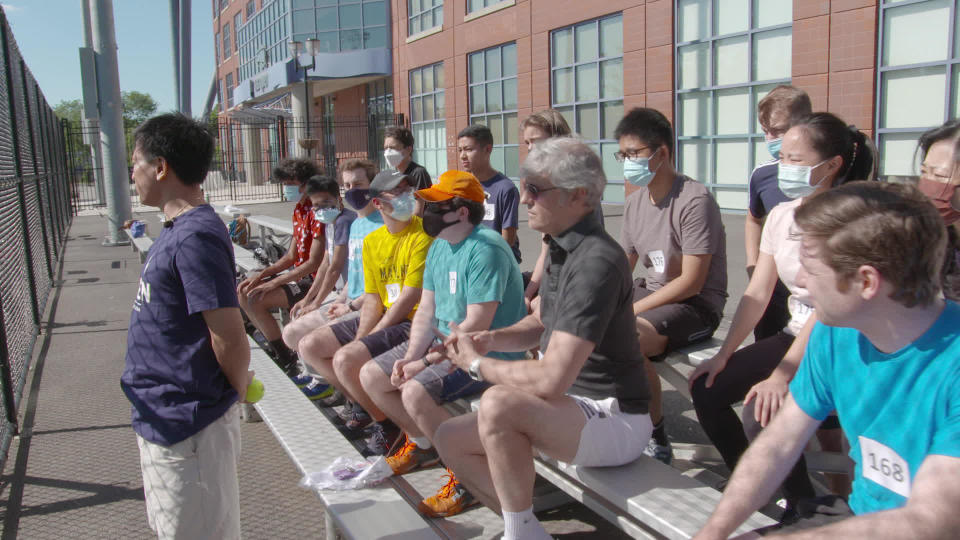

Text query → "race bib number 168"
[859,436,911,498]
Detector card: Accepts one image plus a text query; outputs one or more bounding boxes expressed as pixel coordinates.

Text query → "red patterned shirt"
[292,198,324,268]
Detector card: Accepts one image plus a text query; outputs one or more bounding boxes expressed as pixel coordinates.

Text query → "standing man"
[237,157,325,376]
[384,125,432,214]
[435,138,652,540]
[748,85,812,340]
[457,125,522,262]
[122,114,251,538]
[695,182,960,539]
[616,108,728,464]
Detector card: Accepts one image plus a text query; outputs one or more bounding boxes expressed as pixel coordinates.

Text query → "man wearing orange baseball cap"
[359,169,527,518]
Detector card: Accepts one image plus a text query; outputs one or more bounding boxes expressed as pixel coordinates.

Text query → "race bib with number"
[449,271,457,294]
[483,202,496,221]
[648,250,666,274]
[385,283,401,304]
[859,435,911,498]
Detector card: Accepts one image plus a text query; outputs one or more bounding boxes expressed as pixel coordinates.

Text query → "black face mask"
[422,207,458,237]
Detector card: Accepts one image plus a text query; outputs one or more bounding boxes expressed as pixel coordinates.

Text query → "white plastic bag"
[299,455,394,492]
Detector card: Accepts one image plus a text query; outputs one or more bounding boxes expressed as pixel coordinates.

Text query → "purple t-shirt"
[481,172,521,262]
[121,205,240,446]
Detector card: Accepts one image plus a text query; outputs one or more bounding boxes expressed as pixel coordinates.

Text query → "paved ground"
[0,201,751,539]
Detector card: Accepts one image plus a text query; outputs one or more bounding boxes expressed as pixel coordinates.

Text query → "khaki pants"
[137,405,241,539]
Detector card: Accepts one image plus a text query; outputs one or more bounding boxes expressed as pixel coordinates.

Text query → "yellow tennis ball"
[245,378,265,403]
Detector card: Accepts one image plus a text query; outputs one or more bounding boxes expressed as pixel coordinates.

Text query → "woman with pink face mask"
[916,121,960,301]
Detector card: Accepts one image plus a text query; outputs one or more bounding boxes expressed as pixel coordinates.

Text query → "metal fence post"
[0,293,20,434]
[31,84,53,281]
[16,182,40,327]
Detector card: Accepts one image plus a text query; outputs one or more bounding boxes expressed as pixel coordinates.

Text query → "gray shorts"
[329,317,412,359]
[373,342,490,405]
[633,280,720,358]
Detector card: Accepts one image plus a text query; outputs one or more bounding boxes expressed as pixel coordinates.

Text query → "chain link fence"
[0,8,74,471]
[66,113,406,211]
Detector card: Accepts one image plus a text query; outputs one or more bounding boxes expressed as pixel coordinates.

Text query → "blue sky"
[3,1,216,116]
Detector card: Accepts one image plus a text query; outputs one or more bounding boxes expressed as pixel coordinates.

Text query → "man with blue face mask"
[299,170,434,450]
[616,107,728,465]
[748,85,812,342]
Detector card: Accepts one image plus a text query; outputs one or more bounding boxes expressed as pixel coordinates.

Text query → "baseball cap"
[415,170,485,203]
[369,169,411,197]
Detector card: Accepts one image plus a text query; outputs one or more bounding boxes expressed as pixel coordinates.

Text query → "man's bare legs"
[299,326,351,398]
[636,318,667,426]
[359,362,427,436]
[238,288,287,342]
[435,385,586,516]
[332,342,386,422]
[282,309,329,351]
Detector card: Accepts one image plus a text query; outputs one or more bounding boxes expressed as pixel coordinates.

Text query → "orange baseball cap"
[415,170,486,203]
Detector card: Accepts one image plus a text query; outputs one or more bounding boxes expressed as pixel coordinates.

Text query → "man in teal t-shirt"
[695,182,960,539]
[359,170,525,518]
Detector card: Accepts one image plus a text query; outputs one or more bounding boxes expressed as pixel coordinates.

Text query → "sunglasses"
[520,181,560,200]
[424,202,456,213]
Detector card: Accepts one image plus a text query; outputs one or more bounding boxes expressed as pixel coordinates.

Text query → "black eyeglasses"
[521,182,560,199]
[613,146,653,163]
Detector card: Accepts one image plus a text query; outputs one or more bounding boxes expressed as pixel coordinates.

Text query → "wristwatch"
[468,356,484,382]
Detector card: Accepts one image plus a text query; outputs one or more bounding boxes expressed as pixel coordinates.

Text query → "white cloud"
[1,4,22,13]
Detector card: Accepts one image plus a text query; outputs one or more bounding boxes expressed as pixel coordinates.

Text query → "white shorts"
[137,404,242,539]
[548,395,653,467]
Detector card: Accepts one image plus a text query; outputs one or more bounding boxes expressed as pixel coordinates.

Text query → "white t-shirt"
[759,198,814,336]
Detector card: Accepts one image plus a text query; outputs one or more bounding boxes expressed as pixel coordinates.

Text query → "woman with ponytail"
[688,113,875,517]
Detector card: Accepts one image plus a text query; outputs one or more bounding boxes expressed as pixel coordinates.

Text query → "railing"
[66,113,407,211]
[0,6,74,471]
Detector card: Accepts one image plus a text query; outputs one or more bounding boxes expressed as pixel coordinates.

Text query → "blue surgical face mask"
[386,191,416,221]
[767,138,782,160]
[283,184,302,202]
[777,159,829,199]
[314,207,339,224]
[623,148,662,187]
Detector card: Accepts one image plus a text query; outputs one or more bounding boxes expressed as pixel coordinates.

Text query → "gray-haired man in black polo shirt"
[434,137,653,540]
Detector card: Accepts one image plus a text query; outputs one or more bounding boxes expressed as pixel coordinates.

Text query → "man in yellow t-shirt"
[300,170,433,452]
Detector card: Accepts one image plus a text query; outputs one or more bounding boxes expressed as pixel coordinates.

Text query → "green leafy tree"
[121,90,158,128]
[53,99,83,124]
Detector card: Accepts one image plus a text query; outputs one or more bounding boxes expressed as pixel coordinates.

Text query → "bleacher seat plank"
[124,228,153,263]
[248,339,442,540]
[248,214,294,235]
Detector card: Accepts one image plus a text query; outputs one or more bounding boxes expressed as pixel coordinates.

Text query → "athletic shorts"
[281,277,314,305]
[373,341,489,405]
[633,280,721,359]
[328,316,412,359]
[539,395,653,467]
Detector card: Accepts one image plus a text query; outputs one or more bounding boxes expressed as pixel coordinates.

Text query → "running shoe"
[301,378,334,401]
[290,369,314,388]
[642,437,673,466]
[386,437,440,475]
[418,470,480,518]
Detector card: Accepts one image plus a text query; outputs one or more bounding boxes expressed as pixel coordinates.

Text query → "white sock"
[502,506,550,540]
[409,436,432,449]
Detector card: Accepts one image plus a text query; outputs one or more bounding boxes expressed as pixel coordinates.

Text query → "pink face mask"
[917,178,960,225]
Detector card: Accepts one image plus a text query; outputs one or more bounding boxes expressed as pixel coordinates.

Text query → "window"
[246,0,256,19]
[237,0,291,81]
[409,0,442,36]
[876,0,960,180]
[410,62,446,178]
[288,0,388,55]
[469,43,518,177]
[216,32,221,64]
[234,13,242,52]
[222,22,232,59]
[674,0,792,211]
[225,72,235,109]
[467,0,505,14]
[551,13,624,201]
[368,77,395,169]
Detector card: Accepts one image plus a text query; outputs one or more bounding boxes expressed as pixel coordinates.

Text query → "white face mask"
[777,159,829,199]
[384,148,405,169]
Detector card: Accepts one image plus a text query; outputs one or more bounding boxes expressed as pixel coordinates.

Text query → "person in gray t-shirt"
[615,108,728,465]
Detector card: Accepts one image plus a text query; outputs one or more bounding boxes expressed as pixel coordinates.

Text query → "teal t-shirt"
[790,301,960,515]
[346,211,384,300]
[423,226,526,360]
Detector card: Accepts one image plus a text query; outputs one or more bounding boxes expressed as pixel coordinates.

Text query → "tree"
[53,90,158,127]
[53,99,83,124]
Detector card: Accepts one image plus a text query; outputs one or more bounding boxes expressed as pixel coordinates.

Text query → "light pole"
[288,38,319,154]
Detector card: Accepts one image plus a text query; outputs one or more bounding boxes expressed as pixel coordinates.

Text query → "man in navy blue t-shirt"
[457,124,522,263]
[122,114,252,538]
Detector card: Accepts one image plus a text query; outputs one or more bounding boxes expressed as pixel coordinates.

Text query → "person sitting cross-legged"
[358,170,527,518]
[694,181,960,539]
[432,138,652,540]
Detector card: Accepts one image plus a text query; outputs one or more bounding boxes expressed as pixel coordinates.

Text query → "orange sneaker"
[386,437,440,475]
[418,469,480,518]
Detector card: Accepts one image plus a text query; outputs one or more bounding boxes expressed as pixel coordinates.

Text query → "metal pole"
[32,85,53,280]
[169,0,180,112]
[89,0,131,246]
[0,293,21,432]
[179,0,191,117]
[16,182,40,327]
[80,0,106,206]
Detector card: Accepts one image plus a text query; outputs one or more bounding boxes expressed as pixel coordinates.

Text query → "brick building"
[213,0,954,210]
